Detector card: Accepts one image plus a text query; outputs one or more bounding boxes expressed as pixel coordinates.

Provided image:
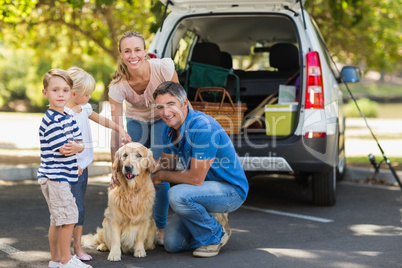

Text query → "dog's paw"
[145,243,155,251]
[96,243,108,252]
[108,251,122,262]
[134,249,147,258]
[144,242,155,250]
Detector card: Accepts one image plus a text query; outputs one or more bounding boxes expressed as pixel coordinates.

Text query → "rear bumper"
[239,156,293,171]
[234,134,336,173]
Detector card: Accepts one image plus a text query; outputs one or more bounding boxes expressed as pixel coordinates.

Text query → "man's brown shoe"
[193,231,229,258]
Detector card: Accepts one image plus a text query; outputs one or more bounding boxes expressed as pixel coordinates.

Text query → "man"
[152,81,249,257]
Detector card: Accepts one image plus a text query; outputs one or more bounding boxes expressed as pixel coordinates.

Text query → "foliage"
[306,0,402,73]
[0,0,164,103]
[0,0,161,60]
[0,0,401,111]
[0,46,33,105]
[0,42,116,112]
[343,98,379,118]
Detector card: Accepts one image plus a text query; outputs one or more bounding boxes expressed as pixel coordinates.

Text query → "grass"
[341,83,402,98]
[346,133,402,140]
[347,156,402,171]
[347,156,402,163]
[344,101,402,119]
[343,98,379,118]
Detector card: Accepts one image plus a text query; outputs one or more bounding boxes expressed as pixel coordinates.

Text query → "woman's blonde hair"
[110,31,150,86]
[67,66,96,96]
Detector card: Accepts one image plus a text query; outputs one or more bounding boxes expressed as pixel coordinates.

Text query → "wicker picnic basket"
[191,87,248,135]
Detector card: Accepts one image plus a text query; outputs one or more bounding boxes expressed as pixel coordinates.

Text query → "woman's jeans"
[126,117,169,229]
[164,181,245,252]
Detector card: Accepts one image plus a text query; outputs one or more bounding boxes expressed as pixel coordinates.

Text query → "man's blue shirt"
[162,108,249,200]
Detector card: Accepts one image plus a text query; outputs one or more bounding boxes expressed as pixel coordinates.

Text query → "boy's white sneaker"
[60,255,92,268]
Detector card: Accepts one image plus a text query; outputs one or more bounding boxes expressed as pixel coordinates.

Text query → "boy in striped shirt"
[37,69,91,268]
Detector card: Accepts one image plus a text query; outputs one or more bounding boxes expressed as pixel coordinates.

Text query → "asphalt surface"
[1,175,402,268]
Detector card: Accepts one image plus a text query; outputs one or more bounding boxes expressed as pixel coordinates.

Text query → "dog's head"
[112,142,157,181]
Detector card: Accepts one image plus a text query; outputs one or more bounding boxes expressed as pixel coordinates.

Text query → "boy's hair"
[43,68,73,90]
[67,66,96,96]
[110,31,149,85]
[153,81,187,105]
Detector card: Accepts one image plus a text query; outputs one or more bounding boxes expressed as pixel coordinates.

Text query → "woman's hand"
[119,129,132,146]
[110,171,120,189]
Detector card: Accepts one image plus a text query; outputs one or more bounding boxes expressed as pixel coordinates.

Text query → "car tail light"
[305,51,324,109]
[304,132,327,138]
[147,53,157,59]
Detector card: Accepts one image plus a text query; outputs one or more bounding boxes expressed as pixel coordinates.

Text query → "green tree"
[306,0,402,73]
[0,0,165,101]
[0,0,401,109]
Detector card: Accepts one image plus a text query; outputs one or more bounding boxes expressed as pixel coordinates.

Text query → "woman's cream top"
[108,58,175,122]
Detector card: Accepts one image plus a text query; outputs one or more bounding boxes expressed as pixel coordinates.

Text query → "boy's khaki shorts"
[39,178,78,226]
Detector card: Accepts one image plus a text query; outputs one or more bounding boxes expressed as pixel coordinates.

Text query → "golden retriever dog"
[82,142,157,261]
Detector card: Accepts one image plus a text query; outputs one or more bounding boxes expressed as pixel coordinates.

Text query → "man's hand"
[110,171,120,189]
[59,140,84,156]
[151,170,163,185]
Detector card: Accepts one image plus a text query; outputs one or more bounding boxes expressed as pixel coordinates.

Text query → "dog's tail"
[81,228,102,249]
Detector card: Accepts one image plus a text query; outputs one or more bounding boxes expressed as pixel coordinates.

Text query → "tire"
[312,166,336,206]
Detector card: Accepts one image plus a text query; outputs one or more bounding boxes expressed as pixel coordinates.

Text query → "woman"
[108,31,179,245]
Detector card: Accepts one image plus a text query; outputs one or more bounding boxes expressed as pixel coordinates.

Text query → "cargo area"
[170,14,302,137]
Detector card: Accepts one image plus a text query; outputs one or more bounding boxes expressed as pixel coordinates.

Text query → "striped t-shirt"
[37,108,83,184]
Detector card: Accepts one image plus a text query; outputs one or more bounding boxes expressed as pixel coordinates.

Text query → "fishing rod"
[324,41,402,189]
[342,78,402,190]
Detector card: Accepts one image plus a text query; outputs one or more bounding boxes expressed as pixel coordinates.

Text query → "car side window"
[173,30,197,74]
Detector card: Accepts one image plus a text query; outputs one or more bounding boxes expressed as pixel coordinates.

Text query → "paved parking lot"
[1,175,402,268]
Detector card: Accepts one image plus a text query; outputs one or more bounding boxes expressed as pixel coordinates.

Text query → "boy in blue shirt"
[152,81,249,258]
[37,68,91,268]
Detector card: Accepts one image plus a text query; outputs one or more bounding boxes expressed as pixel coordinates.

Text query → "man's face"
[155,93,188,130]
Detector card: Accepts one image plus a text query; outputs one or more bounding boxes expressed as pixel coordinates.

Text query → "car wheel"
[312,166,336,206]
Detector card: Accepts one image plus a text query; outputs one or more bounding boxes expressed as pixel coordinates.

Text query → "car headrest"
[191,42,222,66]
[269,43,299,71]
[220,51,233,69]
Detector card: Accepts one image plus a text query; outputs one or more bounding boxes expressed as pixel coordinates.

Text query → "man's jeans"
[164,181,244,252]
